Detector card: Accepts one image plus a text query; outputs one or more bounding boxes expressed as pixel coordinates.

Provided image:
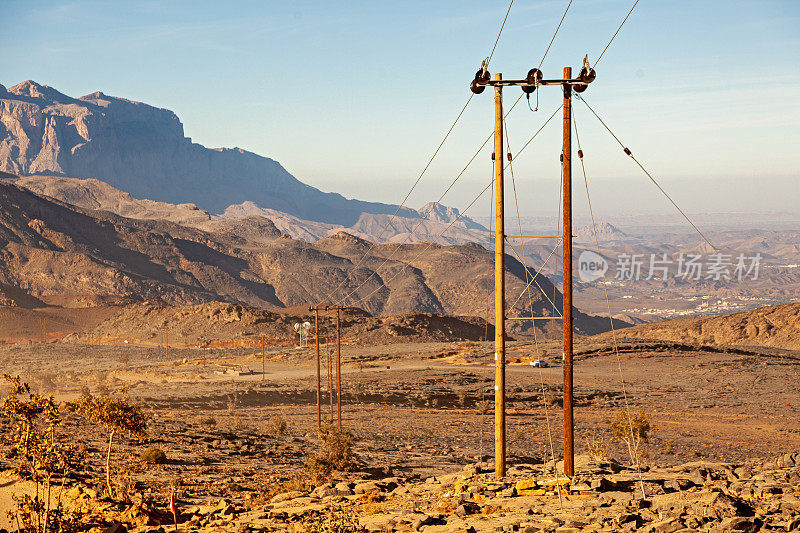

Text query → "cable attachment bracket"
[574,55,597,93]
[470,58,492,94]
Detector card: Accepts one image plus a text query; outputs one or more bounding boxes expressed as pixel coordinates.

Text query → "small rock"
[354,481,380,494]
[717,516,760,532]
[270,490,304,504]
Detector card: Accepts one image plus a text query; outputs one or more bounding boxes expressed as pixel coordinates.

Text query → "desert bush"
[305,423,356,484]
[475,400,492,415]
[199,416,217,427]
[582,430,611,461]
[300,508,366,533]
[457,390,469,408]
[609,409,652,465]
[270,414,288,435]
[74,394,148,499]
[1,374,83,532]
[139,447,167,464]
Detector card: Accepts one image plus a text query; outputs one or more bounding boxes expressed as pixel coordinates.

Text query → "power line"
[575,93,718,253]
[324,92,475,303]
[573,108,645,498]
[326,3,524,306]
[538,0,573,70]
[346,180,495,308]
[576,93,760,302]
[333,95,530,307]
[488,0,515,68]
[595,0,639,66]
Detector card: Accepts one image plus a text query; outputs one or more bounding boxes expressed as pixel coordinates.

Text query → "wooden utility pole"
[336,307,342,429]
[493,72,507,480]
[311,307,322,428]
[327,337,334,421]
[562,66,575,478]
[470,59,595,481]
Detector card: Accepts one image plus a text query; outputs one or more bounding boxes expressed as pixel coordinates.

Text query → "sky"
[2,0,799,219]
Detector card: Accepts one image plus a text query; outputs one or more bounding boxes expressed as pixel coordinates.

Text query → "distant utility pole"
[325,305,345,429]
[261,335,266,381]
[335,306,342,429]
[310,305,323,428]
[470,58,596,479]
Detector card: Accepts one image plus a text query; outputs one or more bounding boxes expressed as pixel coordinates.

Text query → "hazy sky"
[2,0,799,219]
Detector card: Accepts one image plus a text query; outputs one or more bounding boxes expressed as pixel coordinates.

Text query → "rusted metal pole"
[314,308,321,428]
[493,72,506,480]
[562,66,575,478]
[336,307,342,429]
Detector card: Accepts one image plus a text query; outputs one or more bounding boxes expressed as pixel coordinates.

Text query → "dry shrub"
[583,430,611,461]
[305,423,356,484]
[74,394,148,499]
[270,414,288,435]
[610,409,652,465]
[359,490,384,504]
[1,374,84,532]
[300,508,366,533]
[361,502,384,515]
[139,447,167,464]
[199,416,217,427]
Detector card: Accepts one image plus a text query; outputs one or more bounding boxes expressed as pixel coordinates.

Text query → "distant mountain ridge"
[0,80,430,226]
[8,174,490,245]
[0,178,622,336]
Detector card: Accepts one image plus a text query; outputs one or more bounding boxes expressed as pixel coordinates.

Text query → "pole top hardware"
[469,58,597,95]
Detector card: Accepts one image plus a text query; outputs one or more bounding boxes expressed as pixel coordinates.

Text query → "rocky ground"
[0,337,799,532]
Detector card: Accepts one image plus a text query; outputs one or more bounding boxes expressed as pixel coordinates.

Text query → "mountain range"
[0,80,487,244]
[0,79,633,336]
[0,176,621,335]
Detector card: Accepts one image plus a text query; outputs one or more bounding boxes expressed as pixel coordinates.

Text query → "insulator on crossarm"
[471,67,491,94]
[522,68,543,94]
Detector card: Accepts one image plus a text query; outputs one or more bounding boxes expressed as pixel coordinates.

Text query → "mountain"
[0,80,424,225]
[575,222,626,242]
[0,179,621,334]
[8,174,490,245]
[594,301,800,350]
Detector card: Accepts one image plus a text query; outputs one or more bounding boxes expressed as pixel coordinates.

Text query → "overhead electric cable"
[573,108,646,498]
[487,0,515,68]
[538,0,573,70]
[595,0,639,66]
[335,99,553,307]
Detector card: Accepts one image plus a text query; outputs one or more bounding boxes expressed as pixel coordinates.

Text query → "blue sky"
[2,0,799,217]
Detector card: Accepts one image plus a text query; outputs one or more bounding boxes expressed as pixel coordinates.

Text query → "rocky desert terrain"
[0,302,799,532]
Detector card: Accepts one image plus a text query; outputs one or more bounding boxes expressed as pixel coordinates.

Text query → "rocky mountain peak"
[0,80,420,225]
[575,221,626,241]
[8,80,74,103]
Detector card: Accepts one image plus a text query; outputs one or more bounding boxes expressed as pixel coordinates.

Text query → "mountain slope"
[0,180,621,335]
[9,174,489,245]
[594,301,800,350]
[0,181,283,308]
[0,80,419,225]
